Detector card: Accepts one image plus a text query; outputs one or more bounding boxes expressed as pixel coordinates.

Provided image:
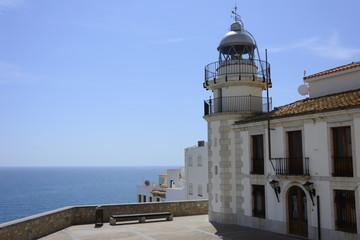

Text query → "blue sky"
[1,0,359,166]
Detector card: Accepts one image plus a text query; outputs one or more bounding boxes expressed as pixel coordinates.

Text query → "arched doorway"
[287,186,308,237]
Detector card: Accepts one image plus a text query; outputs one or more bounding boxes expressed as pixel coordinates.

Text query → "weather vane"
[231,5,241,23]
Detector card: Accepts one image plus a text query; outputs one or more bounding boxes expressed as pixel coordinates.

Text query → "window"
[198,185,203,197]
[332,127,353,177]
[287,130,303,175]
[252,185,265,218]
[188,183,193,195]
[335,190,357,233]
[143,195,146,202]
[188,157,193,167]
[215,166,218,175]
[251,135,264,174]
[138,195,141,203]
[149,197,152,202]
[197,156,202,167]
[157,197,160,202]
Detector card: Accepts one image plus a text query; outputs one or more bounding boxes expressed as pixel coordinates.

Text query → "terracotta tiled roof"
[236,88,360,124]
[304,62,360,80]
[158,173,167,176]
[150,190,166,197]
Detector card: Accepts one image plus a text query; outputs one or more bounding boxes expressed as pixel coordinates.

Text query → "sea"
[0,166,175,224]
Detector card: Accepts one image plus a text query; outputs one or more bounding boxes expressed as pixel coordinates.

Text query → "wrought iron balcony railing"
[204,59,271,84]
[270,157,310,176]
[204,96,271,115]
[332,156,353,177]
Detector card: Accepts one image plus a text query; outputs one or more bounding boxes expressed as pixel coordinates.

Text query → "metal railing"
[332,157,353,177]
[204,59,271,83]
[204,95,271,115]
[335,190,357,233]
[270,157,310,176]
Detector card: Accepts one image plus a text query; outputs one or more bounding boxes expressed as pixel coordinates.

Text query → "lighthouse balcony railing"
[204,59,271,83]
[204,95,272,115]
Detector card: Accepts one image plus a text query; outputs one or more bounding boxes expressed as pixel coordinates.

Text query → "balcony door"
[288,186,308,237]
[288,131,303,175]
[332,126,353,177]
[251,135,264,174]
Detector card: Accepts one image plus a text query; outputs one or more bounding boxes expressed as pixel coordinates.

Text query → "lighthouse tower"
[203,9,271,224]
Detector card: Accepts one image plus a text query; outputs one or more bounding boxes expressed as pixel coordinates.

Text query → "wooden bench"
[109,212,173,225]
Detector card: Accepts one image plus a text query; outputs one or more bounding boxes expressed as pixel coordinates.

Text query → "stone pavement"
[41,215,302,240]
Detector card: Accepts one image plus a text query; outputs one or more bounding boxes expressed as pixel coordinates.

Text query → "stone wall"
[0,200,208,240]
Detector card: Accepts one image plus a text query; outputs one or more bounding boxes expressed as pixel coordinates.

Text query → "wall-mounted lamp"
[269,179,281,202]
[303,181,316,206]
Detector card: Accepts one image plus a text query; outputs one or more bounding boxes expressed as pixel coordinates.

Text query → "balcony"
[204,95,271,115]
[204,59,271,84]
[270,157,310,176]
[332,156,353,177]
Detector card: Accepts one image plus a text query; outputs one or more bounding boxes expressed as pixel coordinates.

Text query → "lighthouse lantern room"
[204,7,271,116]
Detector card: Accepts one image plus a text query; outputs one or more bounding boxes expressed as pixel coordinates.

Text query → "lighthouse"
[203,8,271,224]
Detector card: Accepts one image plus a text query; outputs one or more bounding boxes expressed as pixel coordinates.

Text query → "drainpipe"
[317,196,321,240]
[265,49,271,161]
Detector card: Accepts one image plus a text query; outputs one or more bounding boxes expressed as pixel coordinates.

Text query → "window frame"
[331,126,353,177]
[287,130,304,175]
[252,185,265,218]
[198,185,203,197]
[188,183,193,195]
[334,189,357,233]
[188,156,193,167]
[197,156,202,167]
[251,134,264,175]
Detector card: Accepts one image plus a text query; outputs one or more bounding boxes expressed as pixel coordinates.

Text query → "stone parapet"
[0,200,208,240]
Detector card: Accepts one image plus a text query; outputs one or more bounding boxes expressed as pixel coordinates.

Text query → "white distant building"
[185,141,208,200]
[136,141,209,203]
[136,167,185,203]
[202,10,360,240]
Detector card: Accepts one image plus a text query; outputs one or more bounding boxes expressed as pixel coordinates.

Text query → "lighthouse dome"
[217,22,255,51]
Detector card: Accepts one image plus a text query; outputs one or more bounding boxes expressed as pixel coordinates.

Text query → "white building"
[203,11,360,240]
[136,168,185,203]
[136,141,209,203]
[185,141,208,200]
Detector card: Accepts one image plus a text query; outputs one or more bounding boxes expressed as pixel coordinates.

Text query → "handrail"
[204,95,272,115]
[270,157,310,176]
[204,59,270,83]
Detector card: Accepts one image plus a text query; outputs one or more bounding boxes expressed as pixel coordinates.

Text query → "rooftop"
[304,61,360,80]
[236,88,360,124]
[40,215,299,240]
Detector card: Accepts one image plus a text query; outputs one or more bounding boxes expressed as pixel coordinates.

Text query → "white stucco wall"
[222,85,263,98]
[167,168,184,188]
[305,69,360,98]
[304,121,330,176]
[185,142,208,200]
[166,188,186,201]
[136,185,165,203]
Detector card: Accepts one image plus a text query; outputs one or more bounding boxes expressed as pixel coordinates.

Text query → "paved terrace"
[41,215,300,240]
